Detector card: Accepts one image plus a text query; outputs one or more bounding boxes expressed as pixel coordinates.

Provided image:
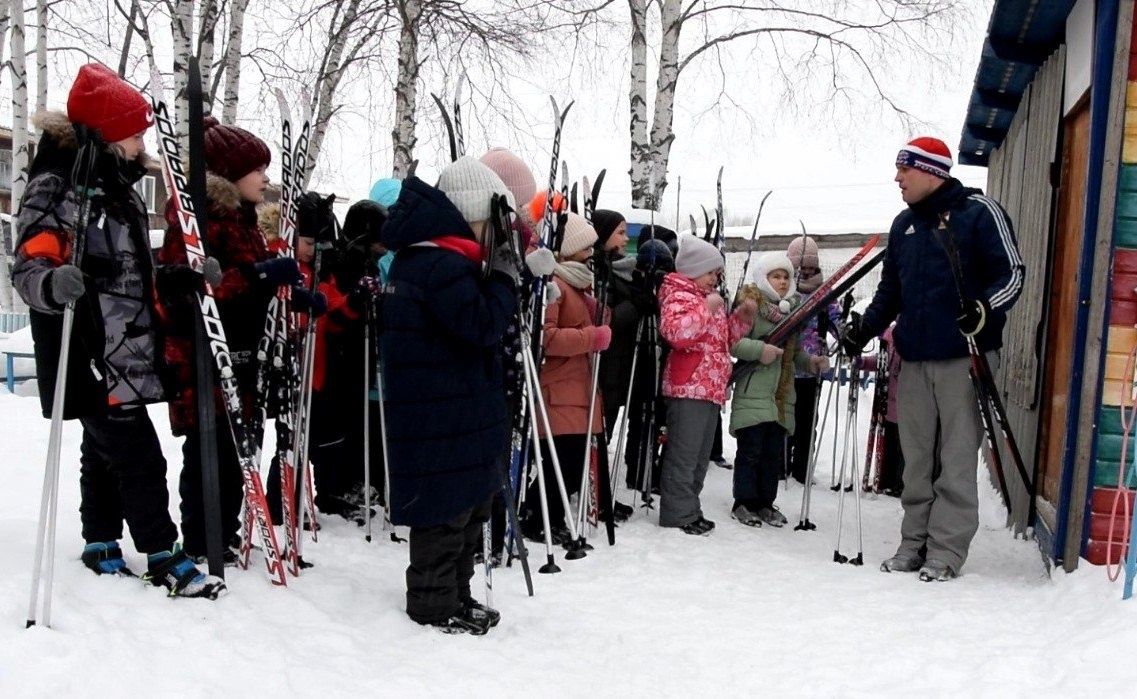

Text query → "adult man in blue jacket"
[842,137,1024,581]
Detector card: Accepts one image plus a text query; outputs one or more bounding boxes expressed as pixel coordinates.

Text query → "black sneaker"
[712,459,733,470]
[613,502,634,523]
[463,598,501,628]
[756,506,788,528]
[425,611,490,636]
[918,559,958,582]
[680,517,715,536]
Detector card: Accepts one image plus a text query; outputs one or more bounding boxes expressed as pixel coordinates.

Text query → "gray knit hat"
[675,234,724,279]
[436,155,515,223]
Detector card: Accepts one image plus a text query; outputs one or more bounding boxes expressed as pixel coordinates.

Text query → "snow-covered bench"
[0,326,36,393]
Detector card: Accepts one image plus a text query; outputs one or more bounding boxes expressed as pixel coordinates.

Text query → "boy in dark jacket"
[380,157,518,635]
[12,64,223,598]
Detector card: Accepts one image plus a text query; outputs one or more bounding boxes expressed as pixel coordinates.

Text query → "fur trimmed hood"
[32,109,154,171]
[206,172,242,212]
[257,202,281,241]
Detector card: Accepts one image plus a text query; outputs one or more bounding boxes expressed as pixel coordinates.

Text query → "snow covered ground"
[1,380,1136,698]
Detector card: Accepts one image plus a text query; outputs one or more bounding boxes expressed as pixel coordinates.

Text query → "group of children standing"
[14,63,860,635]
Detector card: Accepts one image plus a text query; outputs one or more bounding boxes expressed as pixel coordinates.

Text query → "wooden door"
[1038,104,1091,503]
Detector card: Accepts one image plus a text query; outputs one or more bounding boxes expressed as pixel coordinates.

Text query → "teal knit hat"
[369,178,402,207]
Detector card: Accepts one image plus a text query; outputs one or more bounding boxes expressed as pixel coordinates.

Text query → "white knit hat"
[558,212,598,258]
[675,234,723,279]
[751,251,797,312]
[479,147,536,209]
[437,155,514,223]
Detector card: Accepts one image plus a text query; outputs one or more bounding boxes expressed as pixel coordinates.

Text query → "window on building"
[0,150,12,189]
[134,174,156,214]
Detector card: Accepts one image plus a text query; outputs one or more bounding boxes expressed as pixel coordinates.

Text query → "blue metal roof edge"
[958,0,1078,167]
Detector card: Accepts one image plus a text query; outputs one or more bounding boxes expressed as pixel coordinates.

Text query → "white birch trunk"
[7,0,27,312]
[627,0,652,208]
[647,0,681,208]
[34,0,44,114]
[302,0,362,189]
[171,0,193,156]
[0,3,12,310]
[196,0,218,112]
[391,0,422,178]
[219,0,248,124]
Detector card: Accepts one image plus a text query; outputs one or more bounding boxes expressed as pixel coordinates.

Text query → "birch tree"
[169,0,193,153]
[195,0,219,109]
[10,1,28,220]
[34,0,44,113]
[625,0,963,209]
[0,3,12,311]
[218,0,249,123]
[391,0,421,178]
[260,0,596,185]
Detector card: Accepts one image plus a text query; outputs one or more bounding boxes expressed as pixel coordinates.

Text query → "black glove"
[347,275,382,313]
[47,264,85,305]
[291,287,328,317]
[248,257,302,288]
[490,244,520,285]
[956,298,988,337]
[839,314,871,357]
[628,287,657,316]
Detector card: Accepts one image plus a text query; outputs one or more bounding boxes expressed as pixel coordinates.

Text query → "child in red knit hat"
[13,63,224,598]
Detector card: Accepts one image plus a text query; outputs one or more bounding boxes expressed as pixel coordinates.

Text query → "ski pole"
[522,349,561,574]
[833,354,864,565]
[795,370,829,531]
[522,343,586,559]
[363,298,373,542]
[610,317,645,512]
[26,132,99,629]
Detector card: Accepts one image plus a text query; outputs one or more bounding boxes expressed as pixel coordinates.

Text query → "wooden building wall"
[1085,1,1137,566]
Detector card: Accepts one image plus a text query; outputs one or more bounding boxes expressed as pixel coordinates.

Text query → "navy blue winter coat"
[861,178,1024,362]
[379,177,517,527]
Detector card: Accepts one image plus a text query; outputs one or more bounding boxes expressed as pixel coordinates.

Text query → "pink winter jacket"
[658,273,753,406]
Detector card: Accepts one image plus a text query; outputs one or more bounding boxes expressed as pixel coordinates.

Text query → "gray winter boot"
[879,553,923,573]
[918,559,957,582]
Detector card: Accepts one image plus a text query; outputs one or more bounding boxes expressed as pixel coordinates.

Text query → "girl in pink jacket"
[657,235,756,534]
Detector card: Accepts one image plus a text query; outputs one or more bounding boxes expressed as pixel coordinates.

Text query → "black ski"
[734,190,773,302]
[187,57,225,579]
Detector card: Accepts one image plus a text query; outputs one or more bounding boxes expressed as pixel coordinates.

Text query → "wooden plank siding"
[983,47,1066,534]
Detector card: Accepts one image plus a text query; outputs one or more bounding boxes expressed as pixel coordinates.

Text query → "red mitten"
[591,325,612,352]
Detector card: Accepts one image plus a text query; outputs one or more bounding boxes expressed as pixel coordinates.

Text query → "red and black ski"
[765,235,885,347]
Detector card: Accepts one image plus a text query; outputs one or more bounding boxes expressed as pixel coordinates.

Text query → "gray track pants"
[894,352,996,572]
[660,398,720,527]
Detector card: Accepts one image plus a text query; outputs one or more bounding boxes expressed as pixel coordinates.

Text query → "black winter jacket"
[379,177,517,527]
[861,178,1024,362]
[12,111,164,419]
